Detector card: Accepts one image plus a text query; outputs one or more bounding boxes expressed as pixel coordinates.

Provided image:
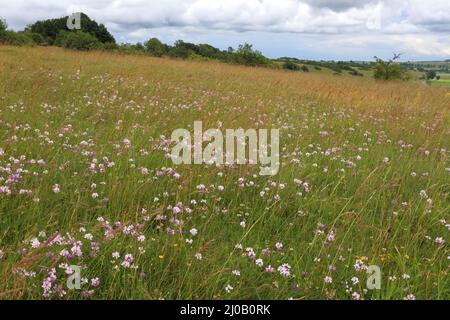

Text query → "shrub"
[282,61,301,71]
[102,42,118,51]
[56,31,101,51]
[301,65,309,72]
[0,30,35,46]
[231,43,271,67]
[373,54,409,81]
[1,20,36,46]
[144,38,166,57]
[197,44,223,60]
[25,32,47,45]
[349,70,363,77]
[425,70,437,80]
[167,40,197,59]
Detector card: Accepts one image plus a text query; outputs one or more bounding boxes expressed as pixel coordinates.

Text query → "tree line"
[1,13,412,79]
[0,13,273,68]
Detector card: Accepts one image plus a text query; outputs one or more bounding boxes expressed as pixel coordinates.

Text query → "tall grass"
[0,46,448,299]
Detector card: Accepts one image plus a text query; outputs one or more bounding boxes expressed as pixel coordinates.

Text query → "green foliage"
[349,70,363,77]
[113,43,148,55]
[25,31,48,45]
[144,38,166,57]
[141,39,272,68]
[373,53,409,80]
[231,43,271,67]
[401,61,449,74]
[27,13,115,45]
[0,19,8,43]
[142,38,271,67]
[425,70,437,80]
[0,20,36,46]
[277,57,368,76]
[282,61,301,71]
[134,42,145,51]
[55,31,102,51]
[102,42,118,51]
[197,44,226,60]
[2,15,272,70]
[0,19,6,34]
[167,40,197,59]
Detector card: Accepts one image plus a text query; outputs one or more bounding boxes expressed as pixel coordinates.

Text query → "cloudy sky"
[1,0,449,61]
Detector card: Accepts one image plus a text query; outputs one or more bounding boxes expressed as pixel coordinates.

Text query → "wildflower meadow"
[0,46,448,300]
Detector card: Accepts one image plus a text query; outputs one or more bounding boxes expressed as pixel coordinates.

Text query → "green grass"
[430,78,450,87]
[0,45,449,300]
[431,80,450,87]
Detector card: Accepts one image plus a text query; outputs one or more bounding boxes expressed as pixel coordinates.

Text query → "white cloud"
[0,0,449,59]
[393,34,450,56]
[302,0,380,12]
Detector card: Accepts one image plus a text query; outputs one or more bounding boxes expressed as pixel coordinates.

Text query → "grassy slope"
[0,46,449,299]
[430,74,450,87]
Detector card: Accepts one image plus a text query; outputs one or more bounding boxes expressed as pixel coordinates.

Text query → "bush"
[25,32,47,45]
[300,65,309,72]
[102,42,118,51]
[425,70,436,80]
[231,43,271,67]
[167,40,196,59]
[55,31,101,51]
[373,54,409,81]
[282,61,301,71]
[113,43,148,55]
[1,20,37,45]
[1,32,35,46]
[349,70,363,77]
[144,38,166,57]
[197,44,223,60]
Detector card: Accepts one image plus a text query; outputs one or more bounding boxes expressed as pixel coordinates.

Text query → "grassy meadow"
[0,45,449,300]
[431,74,450,88]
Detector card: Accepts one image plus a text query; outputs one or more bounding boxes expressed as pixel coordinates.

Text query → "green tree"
[231,43,270,67]
[27,13,115,45]
[0,19,7,42]
[144,38,166,57]
[425,70,436,80]
[197,44,222,59]
[373,53,408,80]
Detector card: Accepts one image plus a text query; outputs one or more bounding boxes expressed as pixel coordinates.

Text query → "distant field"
[0,46,449,300]
[430,79,450,87]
